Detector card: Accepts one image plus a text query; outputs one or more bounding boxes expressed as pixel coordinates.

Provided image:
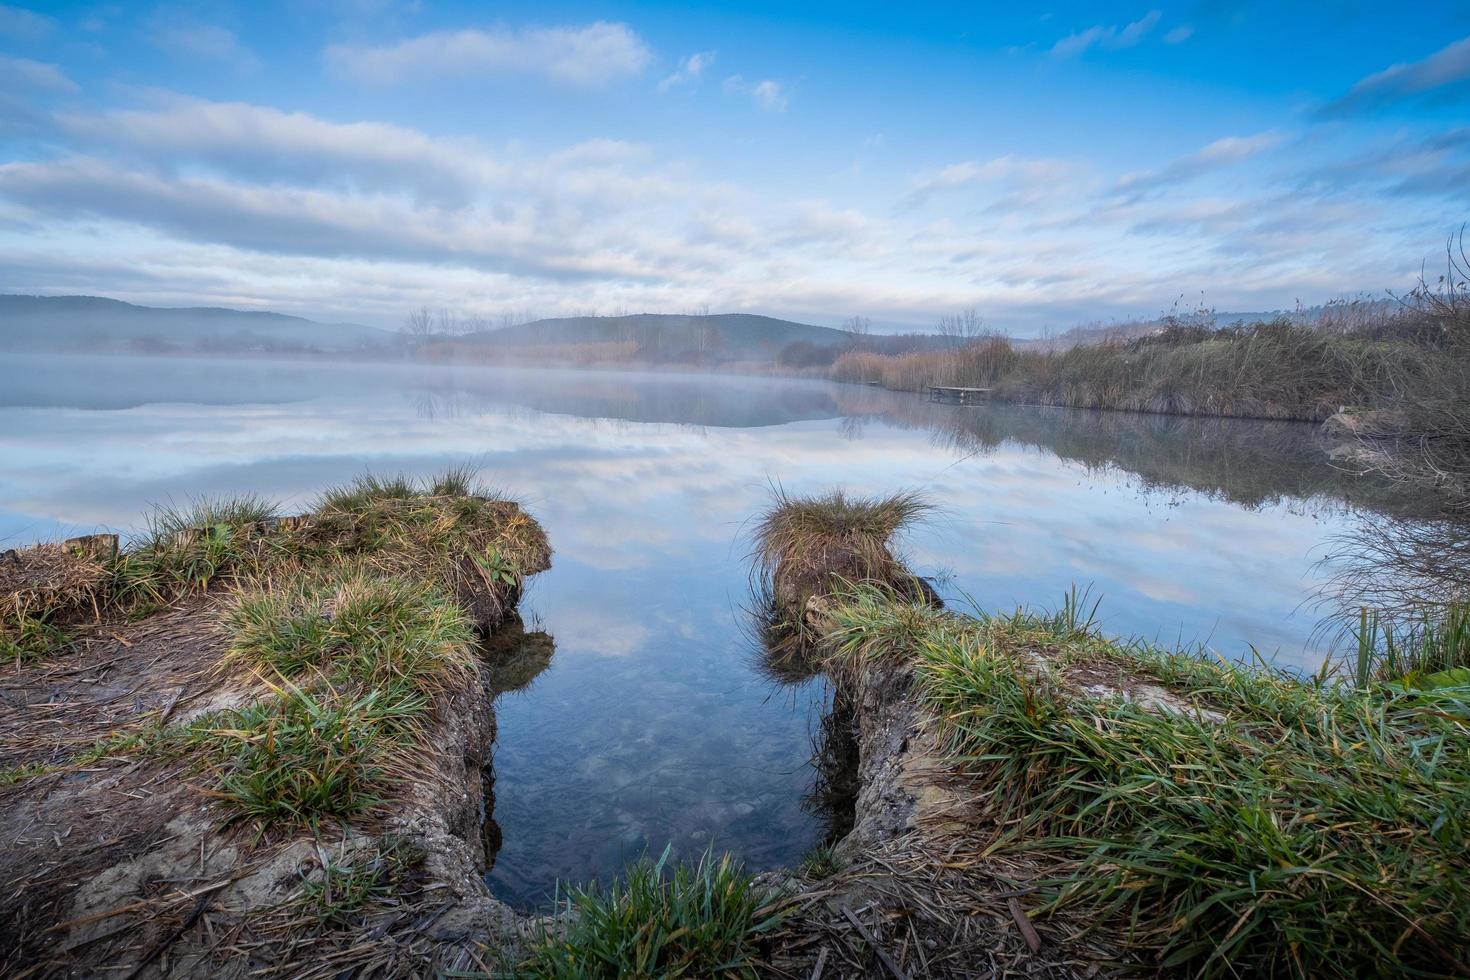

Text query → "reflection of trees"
[1320,513,1470,623]
[831,386,1434,517]
[478,613,556,874]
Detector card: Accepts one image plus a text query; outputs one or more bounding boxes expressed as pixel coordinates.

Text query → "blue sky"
[1,1,1467,332]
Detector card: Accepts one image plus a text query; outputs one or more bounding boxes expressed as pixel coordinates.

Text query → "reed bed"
[833,320,1427,422]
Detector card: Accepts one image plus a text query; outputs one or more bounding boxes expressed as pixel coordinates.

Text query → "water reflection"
[478,615,557,877]
[0,352,1441,907]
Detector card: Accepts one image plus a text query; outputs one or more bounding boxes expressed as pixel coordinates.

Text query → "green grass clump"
[224,572,475,701]
[0,613,73,664]
[520,848,784,979]
[315,468,495,515]
[144,495,278,545]
[108,495,280,612]
[190,681,418,824]
[797,842,841,879]
[292,838,424,926]
[825,588,1470,978]
[316,474,421,514]
[208,572,477,825]
[754,487,930,580]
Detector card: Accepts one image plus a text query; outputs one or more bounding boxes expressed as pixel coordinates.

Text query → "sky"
[0,1,1468,333]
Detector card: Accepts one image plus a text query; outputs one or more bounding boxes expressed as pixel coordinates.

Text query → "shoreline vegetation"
[742,490,1470,978]
[5,479,1467,976]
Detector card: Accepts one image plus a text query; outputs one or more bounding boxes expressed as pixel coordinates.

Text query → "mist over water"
[0,352,1400,906]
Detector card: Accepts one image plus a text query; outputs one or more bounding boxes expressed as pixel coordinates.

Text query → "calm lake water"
[0,352,1407,907]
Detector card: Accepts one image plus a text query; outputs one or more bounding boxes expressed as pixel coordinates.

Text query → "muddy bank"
[0,485,551,978]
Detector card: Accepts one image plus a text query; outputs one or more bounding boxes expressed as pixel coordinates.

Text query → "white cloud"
[56,98,503,203]
[1163,25,1194,44]
[905,155,1088,206]
[325,22,653,87]
[1321,34,1470,115]
[1115,132,1283,196]
[658,50,715,91]
[723,75,788,111]
[0,3,54,41]
[150,22,260,71]
[0,55,77,94]
[1052,10,1161,57]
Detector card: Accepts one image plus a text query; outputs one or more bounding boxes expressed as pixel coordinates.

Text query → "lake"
[0,352,1405,908]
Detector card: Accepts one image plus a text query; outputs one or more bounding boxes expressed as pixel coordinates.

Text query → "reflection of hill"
[411,368,849,429]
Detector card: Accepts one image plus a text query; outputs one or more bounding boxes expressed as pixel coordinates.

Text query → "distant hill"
[467,313,853,361]
[0,295,392,353]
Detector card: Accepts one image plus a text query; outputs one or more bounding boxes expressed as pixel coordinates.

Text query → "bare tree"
[842,315,871,349]
[937,307,984,348]
[403,307,434,338]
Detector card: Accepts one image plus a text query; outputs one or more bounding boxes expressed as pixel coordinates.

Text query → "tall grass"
[108,495,280,610]
[203,570,479,824]
[1351,601,1470,686]
[824,588,1470,977]
[519,847,783,978]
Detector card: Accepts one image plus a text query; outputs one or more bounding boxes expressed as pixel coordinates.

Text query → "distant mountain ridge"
[468,312,854,355]
[0,294,390,352]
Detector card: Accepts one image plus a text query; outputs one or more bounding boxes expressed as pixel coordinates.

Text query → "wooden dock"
[928,385,991,405]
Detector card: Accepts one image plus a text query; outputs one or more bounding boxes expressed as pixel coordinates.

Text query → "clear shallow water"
[0,353,1407,907]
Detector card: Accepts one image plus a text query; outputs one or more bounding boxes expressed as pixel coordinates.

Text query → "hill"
[466,313,853,363]
[0,295,392,353]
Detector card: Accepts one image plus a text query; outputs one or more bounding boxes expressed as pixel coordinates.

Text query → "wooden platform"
[928,385,991,405]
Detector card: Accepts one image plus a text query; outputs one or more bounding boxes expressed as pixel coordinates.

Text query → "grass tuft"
[0,613,73,665]
[758,487,929,652]
[143,495,278,546]
[797,842,842,880]
[208,571,479,825]
[520,847,784,979]
[108,495,280,611]
[292,838,425,926]
[223,571,475,702]
[189,680,417,825]
[316,474,421,515]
